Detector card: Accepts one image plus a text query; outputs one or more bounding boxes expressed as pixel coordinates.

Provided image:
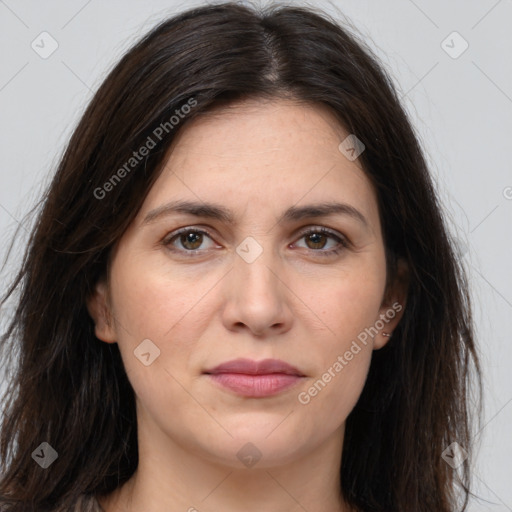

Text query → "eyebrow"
[142,199,368,228]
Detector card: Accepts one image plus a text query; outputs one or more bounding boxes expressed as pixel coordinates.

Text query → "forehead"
[169,98,351,164]
[139,98,380,229]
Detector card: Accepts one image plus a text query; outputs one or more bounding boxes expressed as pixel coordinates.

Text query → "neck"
[98,409,352,512]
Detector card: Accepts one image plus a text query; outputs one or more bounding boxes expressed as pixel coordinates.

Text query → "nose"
[220,240,294,337]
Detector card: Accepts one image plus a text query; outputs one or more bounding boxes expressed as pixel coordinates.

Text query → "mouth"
[203,358,305,398]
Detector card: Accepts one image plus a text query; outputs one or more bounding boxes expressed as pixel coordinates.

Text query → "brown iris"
[305,232,328,250]
[180,231,203,250]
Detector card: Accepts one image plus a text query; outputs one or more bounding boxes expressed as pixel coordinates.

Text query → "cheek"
[109,251,200,338]
[295,314,374,439]
[298,348,372,443]
[293,261,385,426]
[303,262,386,345]
[332,282,383,339]
[107,253,221,378]
[107,265,202,419]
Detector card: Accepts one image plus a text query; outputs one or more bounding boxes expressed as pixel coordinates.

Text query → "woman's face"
[89,98,405,469]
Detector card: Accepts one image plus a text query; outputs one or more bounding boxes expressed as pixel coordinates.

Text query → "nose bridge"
[233,234,280,295]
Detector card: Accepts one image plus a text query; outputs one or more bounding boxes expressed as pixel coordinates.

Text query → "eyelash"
[162,226,349,258]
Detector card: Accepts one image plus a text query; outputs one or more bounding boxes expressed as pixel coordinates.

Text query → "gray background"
[0,0,511,509]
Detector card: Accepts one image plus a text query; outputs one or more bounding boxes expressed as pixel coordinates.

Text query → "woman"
[0,2,482,511]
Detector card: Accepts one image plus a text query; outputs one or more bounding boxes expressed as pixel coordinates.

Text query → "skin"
[88,98,408,512]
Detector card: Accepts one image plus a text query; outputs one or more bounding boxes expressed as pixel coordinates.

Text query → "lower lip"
[206,373,303,397]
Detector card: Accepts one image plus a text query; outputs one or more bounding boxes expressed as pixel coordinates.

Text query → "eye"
[163,228,217,254]
[293,227,349,257]
[162,226,349,258]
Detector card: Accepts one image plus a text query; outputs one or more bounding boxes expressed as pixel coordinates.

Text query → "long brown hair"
[0,2,482,510]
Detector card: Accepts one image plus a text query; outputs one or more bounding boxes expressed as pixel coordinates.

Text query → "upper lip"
[204,358,305,376]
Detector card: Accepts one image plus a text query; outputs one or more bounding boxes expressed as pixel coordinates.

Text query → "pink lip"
[204,358,305,398]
